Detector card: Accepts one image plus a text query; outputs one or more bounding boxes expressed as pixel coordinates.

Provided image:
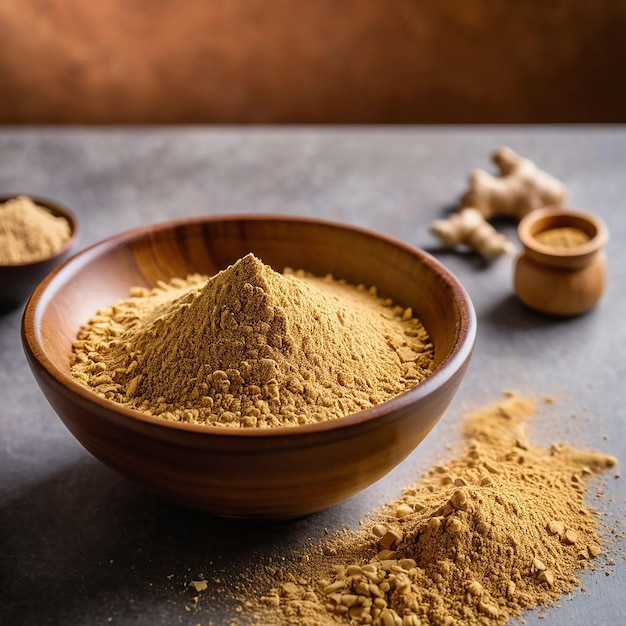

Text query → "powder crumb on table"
[0,195,71,264]
[70,253,434,427]
[248,394,617,626]
[190,580,208,593]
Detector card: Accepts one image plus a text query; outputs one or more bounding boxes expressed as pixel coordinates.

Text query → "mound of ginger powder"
[250,394,618,626]
[0,195,71,264]
[70,253,434,427]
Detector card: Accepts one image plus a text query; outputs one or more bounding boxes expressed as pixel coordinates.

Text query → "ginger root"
[430,146,568,258]
[430,208,515,259]
[461,146,568,219]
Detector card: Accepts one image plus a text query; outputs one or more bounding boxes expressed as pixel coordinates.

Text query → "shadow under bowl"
[0,195,79,312]
[22,215,476,519]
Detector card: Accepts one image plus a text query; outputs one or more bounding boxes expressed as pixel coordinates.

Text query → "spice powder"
[534,227,590,248]
[0,195,71,264]
[70,253,434,427]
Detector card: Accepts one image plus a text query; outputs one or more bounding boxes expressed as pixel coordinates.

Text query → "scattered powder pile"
[0,195,71,264]
[254,394,617,626]
[71,254,433,427]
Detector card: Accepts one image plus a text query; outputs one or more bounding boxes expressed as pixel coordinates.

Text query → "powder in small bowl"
[70,253,434,427]
[0,195,72,265]
[534,226,591,249]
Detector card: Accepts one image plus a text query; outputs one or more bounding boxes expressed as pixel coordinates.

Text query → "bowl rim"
[0,194,80,268]
[22,214,476,439]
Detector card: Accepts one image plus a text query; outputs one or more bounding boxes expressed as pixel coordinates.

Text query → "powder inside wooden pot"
[534,227,590,248]
[70,253,434,427]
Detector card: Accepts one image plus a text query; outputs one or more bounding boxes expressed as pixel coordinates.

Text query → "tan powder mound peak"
[117,253,296,400]
[96,253,432,426]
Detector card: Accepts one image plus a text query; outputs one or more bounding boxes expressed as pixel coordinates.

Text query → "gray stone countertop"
[1,126,624,625]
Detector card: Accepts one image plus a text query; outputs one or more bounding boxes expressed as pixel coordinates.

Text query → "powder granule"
[70,254,434,427]
[254,395,617,625]
[0,195,71,264]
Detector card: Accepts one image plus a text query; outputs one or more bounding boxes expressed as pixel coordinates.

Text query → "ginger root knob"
[461,146,568,219]
[430,208,515,259]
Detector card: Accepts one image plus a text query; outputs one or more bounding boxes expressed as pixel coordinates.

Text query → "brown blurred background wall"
[1,0,625,124]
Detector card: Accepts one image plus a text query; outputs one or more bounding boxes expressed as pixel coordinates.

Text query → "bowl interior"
[30,216,472,406]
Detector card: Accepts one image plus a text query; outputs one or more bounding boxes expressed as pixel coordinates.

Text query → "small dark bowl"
[0,195,79,312]
[22,215,476,519]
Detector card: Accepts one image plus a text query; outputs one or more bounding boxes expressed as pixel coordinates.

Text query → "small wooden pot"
[514,207,608,316]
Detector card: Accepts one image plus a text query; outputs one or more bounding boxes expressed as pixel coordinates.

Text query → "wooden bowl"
[0,195,79,312]
[22,216,476,519]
